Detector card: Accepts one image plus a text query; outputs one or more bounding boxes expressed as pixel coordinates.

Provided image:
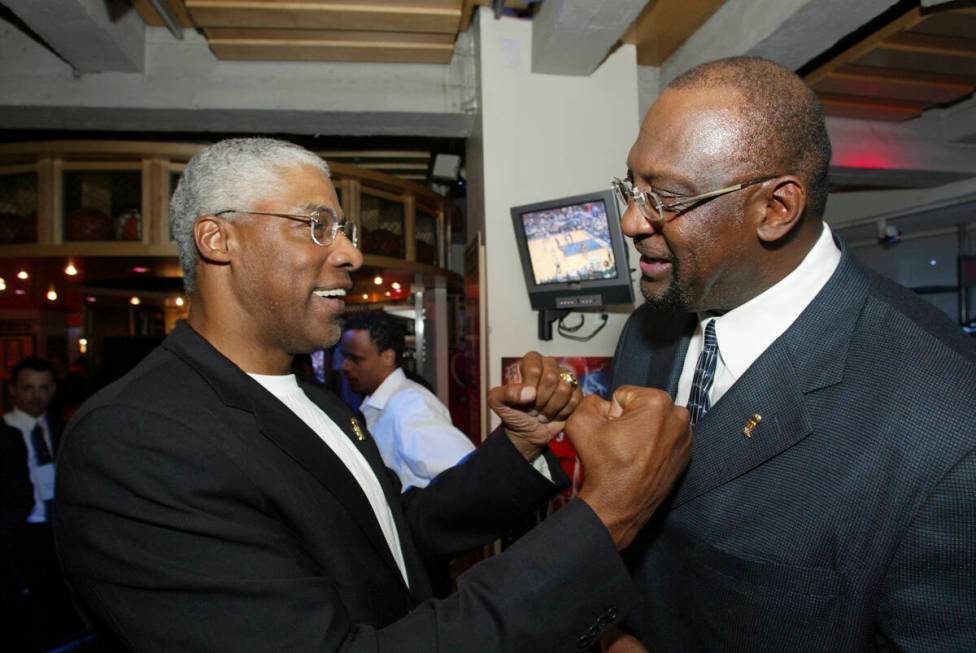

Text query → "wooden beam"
[207,38,455,63]
[621,0,725,67]
[359,162,430,170]
[804,7,924,87]
[817,93,926,121]
[833,64,975,90]
[186,1,464,34]
[319,151,431,159]
[814,73,967,105]
[459,0,477,33]
[880,32,976,58]
[204,27,455,44]
[132,0,195,28]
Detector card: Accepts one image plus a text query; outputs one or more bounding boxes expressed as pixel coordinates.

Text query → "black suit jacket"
[612,247,976,651]
[54,322,633,652]
[1,424,33,549]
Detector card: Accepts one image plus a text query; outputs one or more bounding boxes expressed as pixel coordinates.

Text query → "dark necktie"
[31,421,53,465]
[687,320,719,426]
[30,420,55,520]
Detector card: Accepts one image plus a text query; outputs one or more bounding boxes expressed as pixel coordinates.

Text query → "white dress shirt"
[4,407,55,524]
[249,373,410,587]
[361,368,476,491]
[676,223,842,409]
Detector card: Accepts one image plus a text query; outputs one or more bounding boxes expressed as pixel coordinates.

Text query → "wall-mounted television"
[510,189,634,310]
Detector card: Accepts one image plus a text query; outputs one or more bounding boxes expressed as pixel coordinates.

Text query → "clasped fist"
[487,352,583,460]
[565,385,692,550]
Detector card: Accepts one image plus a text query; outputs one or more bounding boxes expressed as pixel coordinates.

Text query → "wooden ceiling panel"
[132,0,195,28]
[854,49,976,80]
[805,4,976,122]
[185,1,463,34]
[817,95,927,121]
[208,40,454,63]
[815,74,966,104]
[204,28,455,44]
[621,0,725,66]
[911,12,976,39]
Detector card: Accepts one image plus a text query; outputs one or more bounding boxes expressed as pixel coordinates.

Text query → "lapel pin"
[350,417,366,442]
[742,413,762,438]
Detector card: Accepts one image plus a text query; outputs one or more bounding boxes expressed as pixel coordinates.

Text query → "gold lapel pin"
[350,417,366,442]
[742,413,762,438]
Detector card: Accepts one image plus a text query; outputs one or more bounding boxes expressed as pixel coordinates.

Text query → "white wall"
[474,9,641,423]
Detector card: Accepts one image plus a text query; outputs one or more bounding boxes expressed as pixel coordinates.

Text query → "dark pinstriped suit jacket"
[612,246,976,651]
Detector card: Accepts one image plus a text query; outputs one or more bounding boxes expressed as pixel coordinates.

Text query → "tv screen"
[511,189,634,311]
[520,199,618,286]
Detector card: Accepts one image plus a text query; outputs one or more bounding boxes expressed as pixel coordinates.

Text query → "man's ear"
[380,348,397,368]
[194,215,233,264]
[755,176,806,243]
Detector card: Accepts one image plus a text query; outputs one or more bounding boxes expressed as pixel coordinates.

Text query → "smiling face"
[623,86,771,314]
[225,164,363,358]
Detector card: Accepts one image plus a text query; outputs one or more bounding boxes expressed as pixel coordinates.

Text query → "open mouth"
[313,288,347,298]
[639,255,673,278]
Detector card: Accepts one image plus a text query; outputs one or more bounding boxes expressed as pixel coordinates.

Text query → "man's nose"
[620,202,655,238]
[330,232,363,270]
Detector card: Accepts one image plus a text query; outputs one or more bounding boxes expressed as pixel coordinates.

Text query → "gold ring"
[559,370,579,390]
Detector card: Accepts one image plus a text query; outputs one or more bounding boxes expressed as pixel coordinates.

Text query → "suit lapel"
[247,387,409,588]
[162,322,409,589]
[612,306,694,398]
[668,342,813,508]
[300,383,430,596]
[661,242,871,509]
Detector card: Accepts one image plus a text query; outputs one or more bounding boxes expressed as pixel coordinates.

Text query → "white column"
[471,9,641,427]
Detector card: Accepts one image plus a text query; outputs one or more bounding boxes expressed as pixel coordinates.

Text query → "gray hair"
[170,138,331,294]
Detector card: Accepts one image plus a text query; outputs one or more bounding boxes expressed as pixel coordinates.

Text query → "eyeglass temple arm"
[665,176,776,209]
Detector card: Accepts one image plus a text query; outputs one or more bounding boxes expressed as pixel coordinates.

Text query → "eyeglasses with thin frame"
[611,175,775,226]
[213,206,359,248]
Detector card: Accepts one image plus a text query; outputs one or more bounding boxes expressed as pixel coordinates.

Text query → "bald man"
[607,57,976,652]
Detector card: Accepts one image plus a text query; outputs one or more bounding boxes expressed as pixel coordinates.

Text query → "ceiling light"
[130,296,141,306]
[78,338,88,354]
[175,296,185,307]
[64,261,78,276]
[16,270,28,280]
[385,291,391,297]
[391,282,401,291]
[0,278,5,291]
[14,289,25,295]
[373,276,383,285]
[362,293,368,300]
[46,286,58,301]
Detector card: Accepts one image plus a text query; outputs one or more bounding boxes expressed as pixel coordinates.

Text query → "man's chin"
[640,279,688,312]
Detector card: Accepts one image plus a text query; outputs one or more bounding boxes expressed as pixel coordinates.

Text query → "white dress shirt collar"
[676,223,841,407]
[710,222,842,381]
[362,367,408,412]
[5,406,45,431]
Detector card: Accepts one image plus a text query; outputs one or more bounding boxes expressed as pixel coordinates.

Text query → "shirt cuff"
[531,451,554,482]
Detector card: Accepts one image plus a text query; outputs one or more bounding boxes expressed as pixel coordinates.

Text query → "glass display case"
[0,169,38,244]
[63,169,143,242]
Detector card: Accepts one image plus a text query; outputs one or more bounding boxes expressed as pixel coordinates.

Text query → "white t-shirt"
[248,373,409,587]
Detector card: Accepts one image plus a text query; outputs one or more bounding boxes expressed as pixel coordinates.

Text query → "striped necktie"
[687,320,719,425]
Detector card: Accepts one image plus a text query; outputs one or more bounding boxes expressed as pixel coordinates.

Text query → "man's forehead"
[16,369,54,385]
[629,87,748,179]
[262,164,338,206]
